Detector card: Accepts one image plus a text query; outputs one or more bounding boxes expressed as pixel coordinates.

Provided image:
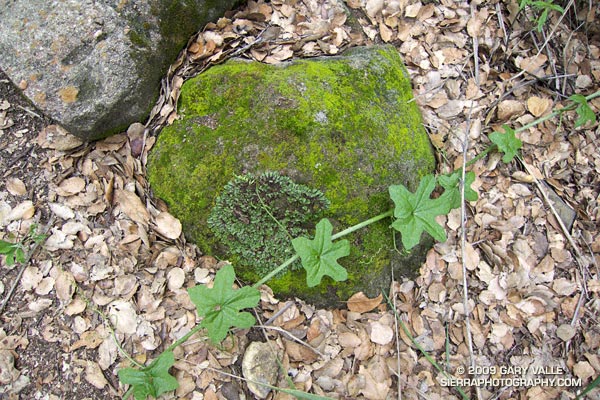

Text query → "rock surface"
[0,0,242,141]
[241,342,279,399]
[147,45,436,306]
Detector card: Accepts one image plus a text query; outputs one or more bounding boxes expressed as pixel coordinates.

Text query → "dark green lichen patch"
[208,172,329,277]
[147,45,436,306]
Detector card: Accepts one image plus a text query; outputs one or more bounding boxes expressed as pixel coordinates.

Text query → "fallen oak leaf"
[347,292,383,313]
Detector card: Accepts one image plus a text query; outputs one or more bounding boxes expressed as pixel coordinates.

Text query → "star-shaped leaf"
[489,125,522,163]
[291,218,350,287]
[438,170,478,211]
[188,264,260,343]
[569,94,597,128]
[118,351,179,400]
[389,175,448,250]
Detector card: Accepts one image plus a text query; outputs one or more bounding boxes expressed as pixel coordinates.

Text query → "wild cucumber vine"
[519,0,565,32]
[0,224,47,266]
[118,91,599,399]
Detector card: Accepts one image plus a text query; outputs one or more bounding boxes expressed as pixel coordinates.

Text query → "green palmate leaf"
[188,264,260,343]
[119,351,179,400]
[389,175,448,250]
[15,248,26,264]
[569,94,597,127]
[0,240,15,254]
[489,125,522,163]
[291,218,350,287]
[438,171,478,211]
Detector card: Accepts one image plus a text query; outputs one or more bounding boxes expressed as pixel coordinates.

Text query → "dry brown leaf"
[71,330,104,351]
[366,0,384,19]
[56,177,86,196]
[6,200,34,222]
[464,241,480,271]
[20,266,43,291]
[115,189,150,226]
[347,292,382,313]
[37,124,83,151]
[338,331,362,348]
[552,278,578,296]
[379,22,393,42]
[155,211,182,240]
[497,100,525,120]
[405,3,422,18]
[5,178,27,196]
[556,324,576,342]
[55,269,76,302]
[49,202,75,220]
[167,267,186,291]
[83,361,108,389]
[467,12,483,37]
[427,282,447,302]
[517,54,548,77]
[573,361,595,382]
[34,277,55,295]
[65,297,87,315]
[359,356,390,399]
[107,300,138,335]
[527,96,552,117]
[283,339,318,363]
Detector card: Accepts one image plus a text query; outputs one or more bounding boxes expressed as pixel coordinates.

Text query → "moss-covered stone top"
[147,45,436,306]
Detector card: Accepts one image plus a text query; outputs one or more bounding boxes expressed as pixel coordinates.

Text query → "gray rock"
[241,342,279,399]
[0,0,242,141]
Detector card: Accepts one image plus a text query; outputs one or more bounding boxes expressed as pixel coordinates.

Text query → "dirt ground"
[1,0,600,399]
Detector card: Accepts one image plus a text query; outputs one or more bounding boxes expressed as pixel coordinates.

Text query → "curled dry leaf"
[347,292,382,313]
[114,189,150,226]
[516,54,548,77]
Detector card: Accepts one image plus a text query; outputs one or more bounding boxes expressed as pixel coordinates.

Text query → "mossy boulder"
[147,45,436,307]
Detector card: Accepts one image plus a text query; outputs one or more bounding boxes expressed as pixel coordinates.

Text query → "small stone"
[242,342,279,399]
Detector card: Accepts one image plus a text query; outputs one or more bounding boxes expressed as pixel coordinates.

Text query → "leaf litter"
[0,0,599,399]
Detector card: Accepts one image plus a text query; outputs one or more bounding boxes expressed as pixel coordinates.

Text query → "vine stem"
[463,90,600,170]
[253,209,394,288]
[162,323,205,355]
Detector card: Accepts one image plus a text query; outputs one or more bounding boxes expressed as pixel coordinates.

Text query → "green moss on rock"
[147,45,436,307]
